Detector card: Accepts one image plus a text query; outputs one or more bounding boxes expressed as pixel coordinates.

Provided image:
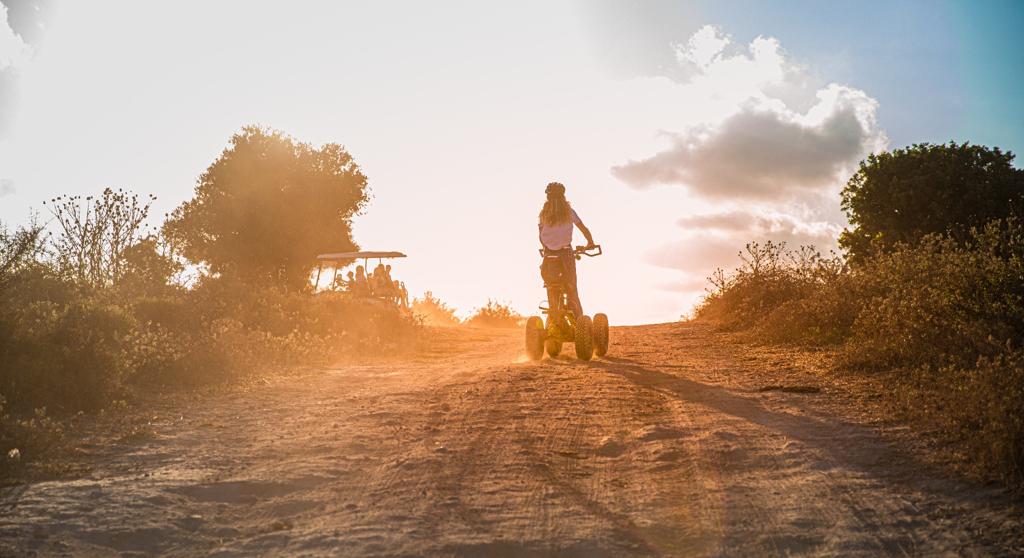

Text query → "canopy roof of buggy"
[316,251,407,262]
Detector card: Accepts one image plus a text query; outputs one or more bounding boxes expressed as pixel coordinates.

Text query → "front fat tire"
[593,313,609,357]
[575,315,594,361]
[545,337,562,357]
[525,316,546,361]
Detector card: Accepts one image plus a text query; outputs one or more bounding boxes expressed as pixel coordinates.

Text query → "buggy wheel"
[545,337,562,357]
[525,316,545,361]
[593,313,609,357]
[574,315,594,361]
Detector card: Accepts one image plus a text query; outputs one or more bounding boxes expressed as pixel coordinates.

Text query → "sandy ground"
[2,322,1023,557]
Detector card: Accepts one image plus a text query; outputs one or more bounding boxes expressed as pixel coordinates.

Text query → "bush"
[0,221,44,289]
[755,272,865,345]
[1,294,132,414]
[696,242,846,336]
[846,218,1023,370]
[122,285,417,387]
[465,300,522,329]
[696,217,1024,485]
[0,398,66,482]
[411,291,461,326]
[945,351,1024,484]
[0,225,418,482]
[45,189,157,289]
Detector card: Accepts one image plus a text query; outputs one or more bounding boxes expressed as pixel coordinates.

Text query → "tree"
[839,142,1024,263]
[117,237,183,296]
[46,189,156,289]
[163,126,370,289]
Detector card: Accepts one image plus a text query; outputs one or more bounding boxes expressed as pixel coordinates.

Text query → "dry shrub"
[696,218,1024,485]
[123,284,417,387]
[46,189,157,289]
[696,242,847,338]
[755,273,867,345]
[1,273,419,482]
[945,351,1024,484]
[411,291,461,326]
[885,350,1024,486]
[844,219,1023,371]
[465,300,522,329]
[0,397,66,482]
[0,229,418,482]
[1,292,133,413]
[0,221,44,289]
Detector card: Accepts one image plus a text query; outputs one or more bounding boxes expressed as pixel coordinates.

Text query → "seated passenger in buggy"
[352,265,371,297]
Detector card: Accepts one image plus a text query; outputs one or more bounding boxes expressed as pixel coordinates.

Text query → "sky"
[1,0,1022,324]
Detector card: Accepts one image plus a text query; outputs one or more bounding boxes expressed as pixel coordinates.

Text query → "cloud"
[676,208,840,247]
[610,24,885,303]
[612,25,886,202]
[1,0,55,47]
[674,24,732,70]
[648,208,842,295]
[0,67,16,134]
[648,234,744,274]
[0,177,13,196]
[0,4,31,68]
[0,1,54,137]
[672,26,789,98]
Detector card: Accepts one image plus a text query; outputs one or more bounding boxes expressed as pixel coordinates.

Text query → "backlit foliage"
[163,126,370,289]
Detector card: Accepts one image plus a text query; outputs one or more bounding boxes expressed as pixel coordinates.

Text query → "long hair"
[539,184,572,226]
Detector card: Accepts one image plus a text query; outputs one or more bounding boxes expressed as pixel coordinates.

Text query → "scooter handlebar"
[538,245,603,258]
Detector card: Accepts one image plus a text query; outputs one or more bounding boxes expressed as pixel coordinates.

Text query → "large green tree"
[164,126,369,288]
[840,142,1024,263]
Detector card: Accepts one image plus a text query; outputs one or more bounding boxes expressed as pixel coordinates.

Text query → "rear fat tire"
[593,313,609,357]
[545,337,562,357]
[525,316,545,361]
[575,315,594,361]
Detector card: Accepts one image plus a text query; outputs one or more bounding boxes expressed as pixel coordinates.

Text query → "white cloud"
[0,177,13,196]
[648,207,842,293]
[658,208,840,270]
[674,24,731,70]
[610,25,886,301]
[0,1,54,137]
[613,25,887,202]
[0,66,16,133]
[0,4,32,70]
[676,208,840,247]
[0,0,55,49]
[0,4,27,136]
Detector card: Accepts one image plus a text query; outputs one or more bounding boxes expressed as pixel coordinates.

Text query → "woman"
[538,182,596,318]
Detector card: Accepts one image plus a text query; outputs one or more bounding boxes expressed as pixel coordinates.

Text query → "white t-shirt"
[539,209,583,250]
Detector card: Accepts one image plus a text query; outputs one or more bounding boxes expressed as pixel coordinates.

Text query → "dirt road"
[2,323,1022,557]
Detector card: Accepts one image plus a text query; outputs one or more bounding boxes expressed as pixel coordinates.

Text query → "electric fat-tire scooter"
[525,245,608,361]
